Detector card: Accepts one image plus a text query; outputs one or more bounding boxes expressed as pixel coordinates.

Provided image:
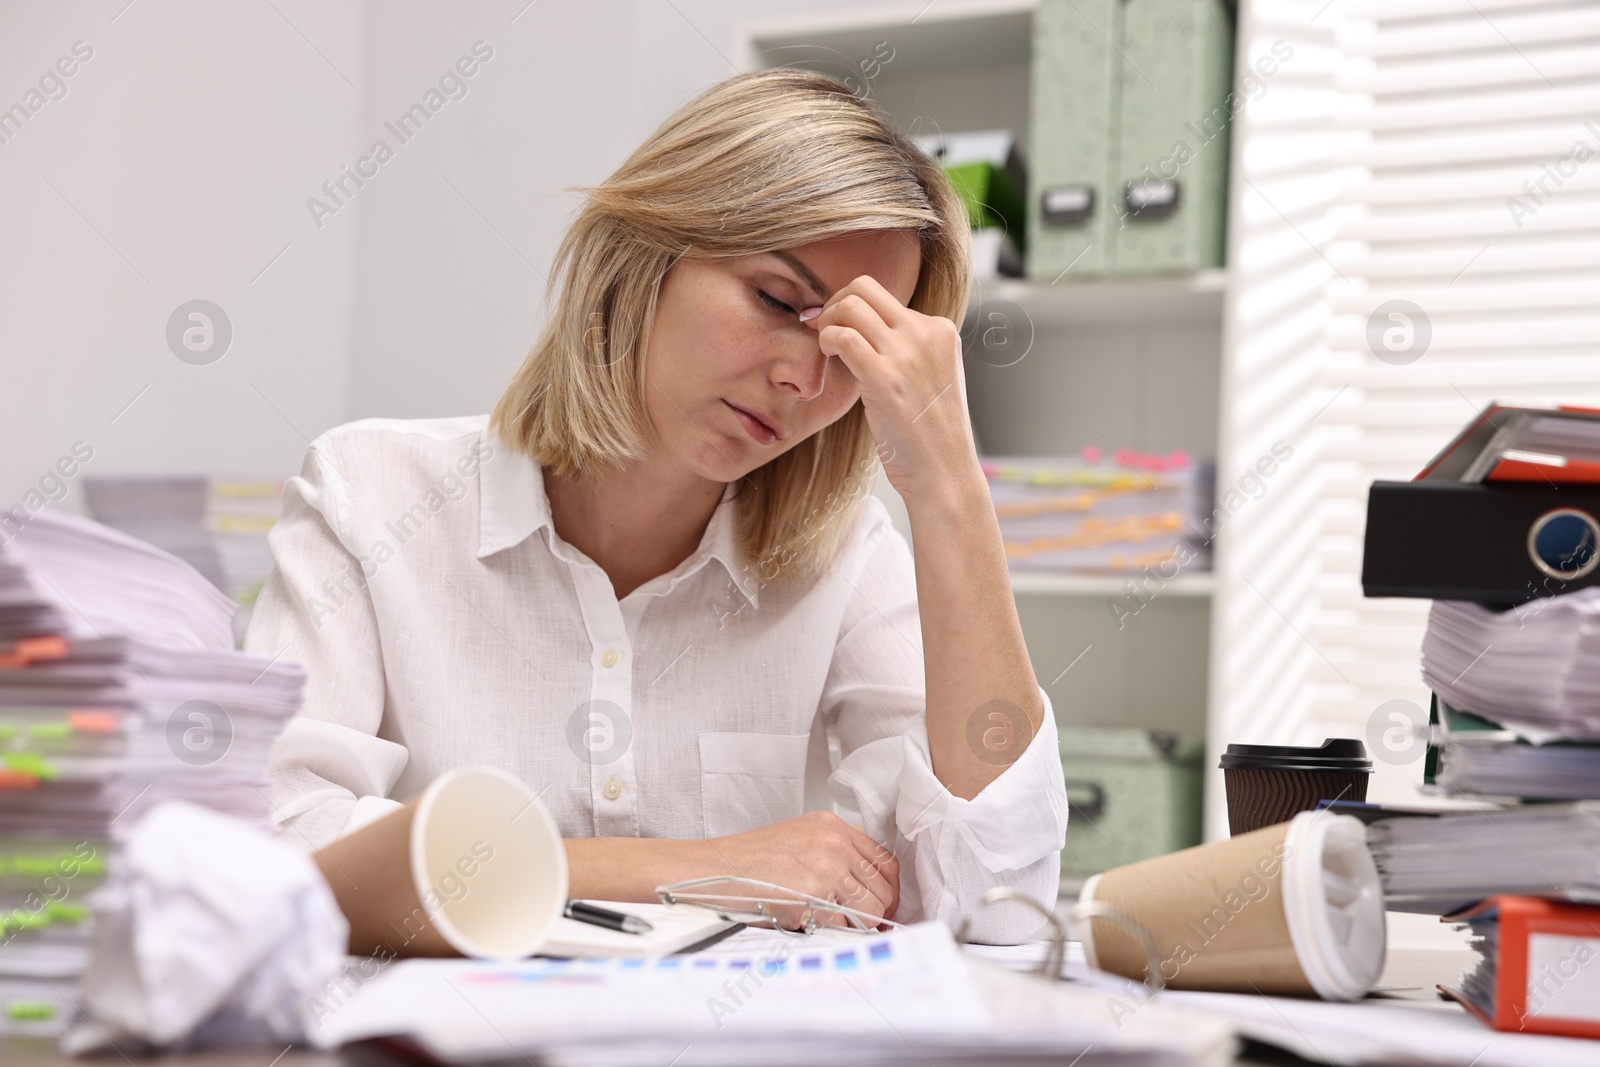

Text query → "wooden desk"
[2,950,1482,1066]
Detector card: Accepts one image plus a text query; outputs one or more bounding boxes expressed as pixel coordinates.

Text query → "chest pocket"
[699,732,811,838]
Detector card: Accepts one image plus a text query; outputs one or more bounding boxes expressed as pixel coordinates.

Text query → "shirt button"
[603,779,623,800]
[600,648,619,668]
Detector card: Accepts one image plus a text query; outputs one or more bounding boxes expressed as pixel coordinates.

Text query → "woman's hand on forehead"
[800,276,978,502]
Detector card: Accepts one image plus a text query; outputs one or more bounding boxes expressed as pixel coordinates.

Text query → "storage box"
[1060,726,1204,877]
[1028,0,1236,279]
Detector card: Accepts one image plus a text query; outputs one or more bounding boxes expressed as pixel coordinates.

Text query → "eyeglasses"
[655,876,906,936]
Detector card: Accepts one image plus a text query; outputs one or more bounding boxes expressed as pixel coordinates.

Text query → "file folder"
[1363,480,1600,603]
[1361,404,1600,604]
[1441,896,1600,1040]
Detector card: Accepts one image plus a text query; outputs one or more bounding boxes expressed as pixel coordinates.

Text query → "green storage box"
[1060,727,1204,877]
[1027,0,1121,278]
[1028,0,1236,278]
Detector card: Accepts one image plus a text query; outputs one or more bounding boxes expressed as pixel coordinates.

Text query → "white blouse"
[246,415,1068,943]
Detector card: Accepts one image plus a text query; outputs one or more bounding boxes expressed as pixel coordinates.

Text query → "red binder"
[1440,896,1600,1040]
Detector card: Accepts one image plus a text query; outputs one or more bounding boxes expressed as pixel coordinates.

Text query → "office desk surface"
[3,949,1482,1067]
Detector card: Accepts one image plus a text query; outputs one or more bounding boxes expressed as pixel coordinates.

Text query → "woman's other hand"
[713,810,900,927]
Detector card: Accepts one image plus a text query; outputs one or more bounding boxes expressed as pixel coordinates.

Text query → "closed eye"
[756,289,795,316]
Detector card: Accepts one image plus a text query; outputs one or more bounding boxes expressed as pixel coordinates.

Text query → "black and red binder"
[1362,404,1600,605]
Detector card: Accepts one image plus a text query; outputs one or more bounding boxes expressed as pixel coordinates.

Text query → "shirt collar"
[476,429,760,608]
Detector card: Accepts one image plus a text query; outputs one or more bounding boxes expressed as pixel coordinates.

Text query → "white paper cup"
[314,766,568,960]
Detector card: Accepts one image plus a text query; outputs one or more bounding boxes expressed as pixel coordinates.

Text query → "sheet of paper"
[1159,986,1600,1067]
[308,922,1235,1066]
[311,922,986,1054]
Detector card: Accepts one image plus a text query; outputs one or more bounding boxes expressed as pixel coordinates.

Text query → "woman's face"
[641,230,922,484]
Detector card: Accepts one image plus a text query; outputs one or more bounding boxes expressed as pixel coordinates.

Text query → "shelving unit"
[1009,572,1214,597]
[739,0,1224,746]
[970,270,1226,327]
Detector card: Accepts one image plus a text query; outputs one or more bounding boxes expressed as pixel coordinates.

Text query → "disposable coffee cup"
[1079,810,1386,1000]
[1219,738,1372,836]
[312,766,567,960]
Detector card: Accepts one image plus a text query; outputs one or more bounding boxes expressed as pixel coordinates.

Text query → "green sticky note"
[7,1000,56,1021]
[11,858,54,876]
[1,752,58,779]
[2,909,49,933]
[44,901,87,924]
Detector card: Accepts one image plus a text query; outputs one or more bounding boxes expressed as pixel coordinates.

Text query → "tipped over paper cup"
[312,767,567,960]
[1079,810,1386,1000]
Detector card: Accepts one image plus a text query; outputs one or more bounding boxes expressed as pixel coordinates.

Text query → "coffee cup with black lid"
[1219,738,1373,837]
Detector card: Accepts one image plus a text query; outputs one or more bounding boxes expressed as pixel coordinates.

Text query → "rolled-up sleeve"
[820,510,1069,945]
[244,440,409,851]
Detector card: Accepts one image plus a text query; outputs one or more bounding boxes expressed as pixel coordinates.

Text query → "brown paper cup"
[313,767,567,960]
[1079,811,1386,1000]
[1223,767,1370,836]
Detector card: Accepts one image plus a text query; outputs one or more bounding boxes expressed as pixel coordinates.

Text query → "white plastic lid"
[1280,810,1387,1000]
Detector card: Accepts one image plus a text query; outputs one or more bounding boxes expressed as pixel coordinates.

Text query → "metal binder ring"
[1066,899,1167,998]
[952,888,1165,996]
[954,886,1068,980]
[1527,507,1600,581]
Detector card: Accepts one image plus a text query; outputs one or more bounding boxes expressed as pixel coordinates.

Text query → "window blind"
[1213,0,1600,837]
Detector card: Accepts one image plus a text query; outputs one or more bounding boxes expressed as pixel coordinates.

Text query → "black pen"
[563,899,654,935]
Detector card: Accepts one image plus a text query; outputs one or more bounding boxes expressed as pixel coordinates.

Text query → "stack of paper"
[983,452,1215,574]
[311,922,1237,1066]
[1429,704,1600,801]
[0,509,304,1035]
[1364,802,1600,914]
[83,476,283,642]
[1422,590,1600,741]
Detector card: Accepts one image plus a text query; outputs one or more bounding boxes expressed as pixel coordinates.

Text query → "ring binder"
[659,878,1171,996]
[953,885,1167,995]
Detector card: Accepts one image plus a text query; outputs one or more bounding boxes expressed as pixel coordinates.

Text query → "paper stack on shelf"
[0,508,304,1036]
[1363,802,1600,915]
[982,449,1214,574]
[83,476,283,644]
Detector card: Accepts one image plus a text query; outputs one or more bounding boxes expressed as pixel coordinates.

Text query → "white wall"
[1,0,365,509]
[1,0,919,511]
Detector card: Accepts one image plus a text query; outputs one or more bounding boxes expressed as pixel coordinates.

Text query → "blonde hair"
[490,68,971,583]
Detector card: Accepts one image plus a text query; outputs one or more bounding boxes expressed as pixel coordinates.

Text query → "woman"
[248,69,1068,943]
